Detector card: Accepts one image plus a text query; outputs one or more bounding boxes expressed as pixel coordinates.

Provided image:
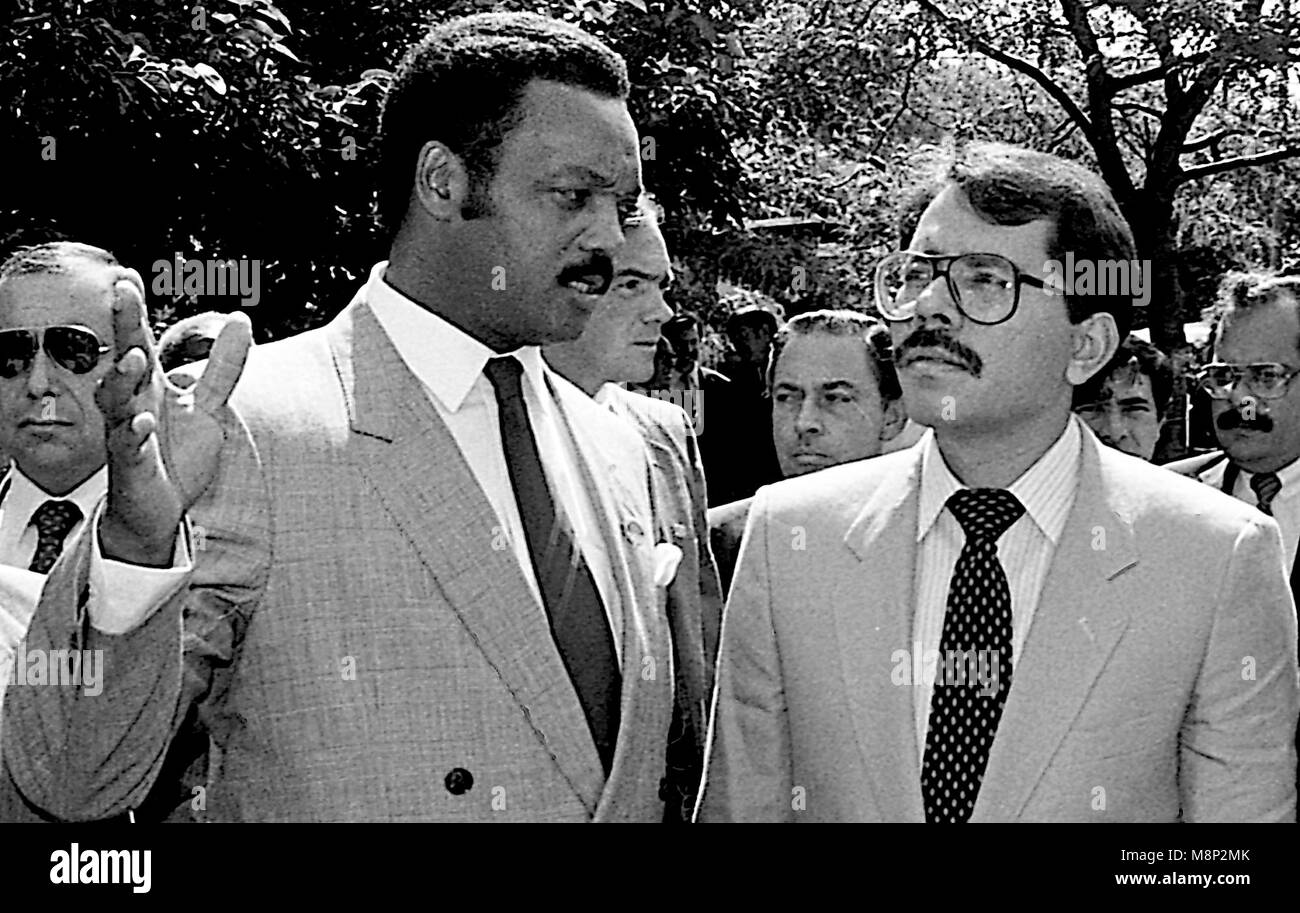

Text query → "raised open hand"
[96,271,252,566]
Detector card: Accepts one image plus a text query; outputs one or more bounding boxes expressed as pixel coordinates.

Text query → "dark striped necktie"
[1249,471,1282,516]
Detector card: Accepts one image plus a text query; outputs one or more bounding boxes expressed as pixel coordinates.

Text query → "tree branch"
[1176,145,1300,185]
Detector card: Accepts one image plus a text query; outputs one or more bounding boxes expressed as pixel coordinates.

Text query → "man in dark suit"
[3,12,683,823]
[708,309,907,593]
[544,197,724,821]
[699,142,1297,822]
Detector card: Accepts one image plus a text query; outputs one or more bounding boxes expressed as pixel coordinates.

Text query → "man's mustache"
[894,327,983,378]
[1217,409,1274,433]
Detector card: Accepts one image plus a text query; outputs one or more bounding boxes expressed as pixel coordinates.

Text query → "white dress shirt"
[911,417,1082,761]
[367,263,623,664]
[0,464,105,570]
[88,262,624,666]
[1199,455,1300,571]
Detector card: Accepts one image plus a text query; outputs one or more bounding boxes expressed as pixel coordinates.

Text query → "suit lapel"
[841,452,927,822]
[325,302,607,813]
[973,428,1136,821]
[543,375,667,821]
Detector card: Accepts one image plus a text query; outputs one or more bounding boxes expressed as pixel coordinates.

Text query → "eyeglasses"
[1195,362,1300,400]
[874,251,1054,326]
[0,325,112,379]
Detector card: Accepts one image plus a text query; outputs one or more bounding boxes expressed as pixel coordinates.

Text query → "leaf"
[621,0,648,11]
[255,4,293,34]
[212,13,236,25]
[270,41,301,63]
[193,62,227,95]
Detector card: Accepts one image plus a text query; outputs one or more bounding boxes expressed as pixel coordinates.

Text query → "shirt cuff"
[88,503,194,635]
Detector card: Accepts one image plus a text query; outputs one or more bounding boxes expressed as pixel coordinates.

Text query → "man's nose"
[577,196,625,255]
[794,398,823,435]
[24,348,56,398]
[1102,408,1128,442]
[645,290,672,328]
[910,274,961,328]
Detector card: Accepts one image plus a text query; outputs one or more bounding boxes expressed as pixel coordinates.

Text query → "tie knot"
[946,488,1024,542]
[1249,471,1283,515]
[30,499,83,540]
[483,356,524,397]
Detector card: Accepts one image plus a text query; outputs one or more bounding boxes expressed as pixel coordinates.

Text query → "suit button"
[444,768,474,795]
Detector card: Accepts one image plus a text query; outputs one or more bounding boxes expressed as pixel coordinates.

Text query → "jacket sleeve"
[696,487,794,822]
[0,404,272,822]
[1180,514,1299,822]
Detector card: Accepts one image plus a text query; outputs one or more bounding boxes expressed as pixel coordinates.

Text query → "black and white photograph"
[0,0,1294,893]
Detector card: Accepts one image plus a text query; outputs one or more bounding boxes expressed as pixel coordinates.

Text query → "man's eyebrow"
[615,267,663,283]
[820,380,858,393]
[545,165,618,187]
[1117,395,1152,407]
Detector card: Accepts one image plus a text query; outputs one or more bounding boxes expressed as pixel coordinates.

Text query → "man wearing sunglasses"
[699,142,1297,823]
[0,243,201,809]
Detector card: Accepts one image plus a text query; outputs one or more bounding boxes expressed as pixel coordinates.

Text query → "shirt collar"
[363,261,548,411]
[594,382,621,409]
[917,416,1082,545]
[2,462,107,526]
[1240,453,1300,500]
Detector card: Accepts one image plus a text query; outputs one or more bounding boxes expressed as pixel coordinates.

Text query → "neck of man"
[1232,451,1300,476]
[542,346,606,397]
[933,409,1072,489]
[385,238,522,354]
[20,459,103,498]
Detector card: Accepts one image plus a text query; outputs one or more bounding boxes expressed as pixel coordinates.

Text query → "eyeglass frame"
[0,324,113,378]
[873,250,1057,326]
[1194,361,1300,401]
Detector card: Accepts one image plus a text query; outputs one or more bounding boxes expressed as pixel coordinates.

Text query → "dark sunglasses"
[0,325,112,379]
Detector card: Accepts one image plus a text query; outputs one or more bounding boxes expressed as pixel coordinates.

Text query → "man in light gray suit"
[3,12,678,822]
[545,197,724,821]
[698,142,1299,822]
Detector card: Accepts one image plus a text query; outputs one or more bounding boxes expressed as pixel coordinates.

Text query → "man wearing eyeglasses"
[1169,274,1300,734]
[698,142,1298,822]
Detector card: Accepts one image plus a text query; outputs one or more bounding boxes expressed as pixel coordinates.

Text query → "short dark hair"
[768,309,902,403]
[1072,333,1173,414]
[379,12,629,233]
[1207,269,1300,355]
[0,240,118,280]
[663,313,699,340]
[725,304,780,340]
[897,141,1138,339]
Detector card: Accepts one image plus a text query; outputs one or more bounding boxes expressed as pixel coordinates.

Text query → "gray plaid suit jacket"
[0,296,675,822]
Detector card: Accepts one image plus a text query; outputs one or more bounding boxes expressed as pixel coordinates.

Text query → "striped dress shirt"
[911,417,1083,762]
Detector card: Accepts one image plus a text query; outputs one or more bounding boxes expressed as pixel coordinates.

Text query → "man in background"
[708,309,907,592]
[1072,333,1172,462]
[544,198,723,821]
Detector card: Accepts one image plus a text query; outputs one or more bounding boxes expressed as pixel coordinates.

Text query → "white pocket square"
[652,542,684,588]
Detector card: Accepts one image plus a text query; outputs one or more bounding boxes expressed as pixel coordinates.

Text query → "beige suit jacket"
[699,422,1299,821]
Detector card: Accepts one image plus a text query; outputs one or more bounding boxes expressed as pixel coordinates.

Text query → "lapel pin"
[623,518,644,544]
[670,522,687,542]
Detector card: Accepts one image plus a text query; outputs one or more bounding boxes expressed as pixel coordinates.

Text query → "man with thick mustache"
[1167,271,1300,793]
[698,142,1297,822]
[3,12,681,823]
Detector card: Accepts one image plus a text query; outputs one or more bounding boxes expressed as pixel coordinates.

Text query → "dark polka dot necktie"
[27,499,84,574]
[1249,472,1282,516]
[921,488,1024,823]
